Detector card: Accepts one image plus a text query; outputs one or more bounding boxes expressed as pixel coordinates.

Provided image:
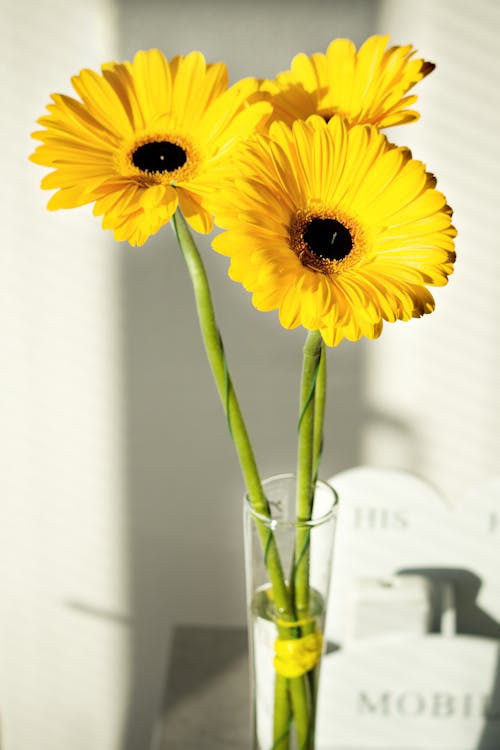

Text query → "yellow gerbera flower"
[261,35,435,129]
[212,115,456,346]
[30,49,270,245]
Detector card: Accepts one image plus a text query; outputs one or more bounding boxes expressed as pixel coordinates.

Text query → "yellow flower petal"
[31,49,266,244]
[212,115,456,346]
[263,34,434,130]
[178,189,213,234]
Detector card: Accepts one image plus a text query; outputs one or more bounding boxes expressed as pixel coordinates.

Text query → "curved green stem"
[312,343,326,485]
[172,211,263,509]
[273,675,291,750]
[294,330,323,612]
[171,211,297,614]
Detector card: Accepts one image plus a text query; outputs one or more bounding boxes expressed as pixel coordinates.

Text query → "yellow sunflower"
[261,34,435,129]
[30,49,271,245]
[212,115,456,346]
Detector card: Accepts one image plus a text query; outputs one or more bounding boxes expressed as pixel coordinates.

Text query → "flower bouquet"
[30,35,456,750]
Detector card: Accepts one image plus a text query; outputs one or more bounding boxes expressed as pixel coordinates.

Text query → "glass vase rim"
[244,472,338,529]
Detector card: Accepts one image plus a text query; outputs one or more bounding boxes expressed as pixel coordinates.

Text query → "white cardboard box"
[317,468,500,750]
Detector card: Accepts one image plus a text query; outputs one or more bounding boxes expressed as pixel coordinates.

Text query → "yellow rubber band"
[274,632,323,678]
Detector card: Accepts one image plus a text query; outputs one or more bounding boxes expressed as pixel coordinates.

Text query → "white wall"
[368,0,500,502]
[1,2,130,749]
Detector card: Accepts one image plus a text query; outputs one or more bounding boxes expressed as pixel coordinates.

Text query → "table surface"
[155,625,250,750]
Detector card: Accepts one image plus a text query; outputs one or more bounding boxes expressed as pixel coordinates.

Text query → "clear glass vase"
[244,474,338,750]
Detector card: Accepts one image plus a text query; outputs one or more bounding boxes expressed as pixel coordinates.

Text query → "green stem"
[312,343,326,485]
[294,331,323,613]
[289,676,314,750]
[172,211,263,509]
[287,332,324,748]
[172,210,297,619]
[273,675,291,750]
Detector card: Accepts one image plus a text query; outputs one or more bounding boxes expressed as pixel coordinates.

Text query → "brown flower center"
[132,141,187,174]
[289,208,364,275]
[123,133,199,186]
[302,217,353,261]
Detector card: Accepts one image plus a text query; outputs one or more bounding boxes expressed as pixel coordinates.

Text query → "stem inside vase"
[244,474,338,750]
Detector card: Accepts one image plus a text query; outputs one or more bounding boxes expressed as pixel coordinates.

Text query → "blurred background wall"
[1,0,499,748]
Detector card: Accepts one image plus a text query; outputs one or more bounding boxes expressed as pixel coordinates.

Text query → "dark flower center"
[132,141,187,173]
[303,218,353,261]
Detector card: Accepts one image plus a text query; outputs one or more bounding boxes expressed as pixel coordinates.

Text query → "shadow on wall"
[398,567,500,750]
[114,1,385,748]
[398,567,500,640]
